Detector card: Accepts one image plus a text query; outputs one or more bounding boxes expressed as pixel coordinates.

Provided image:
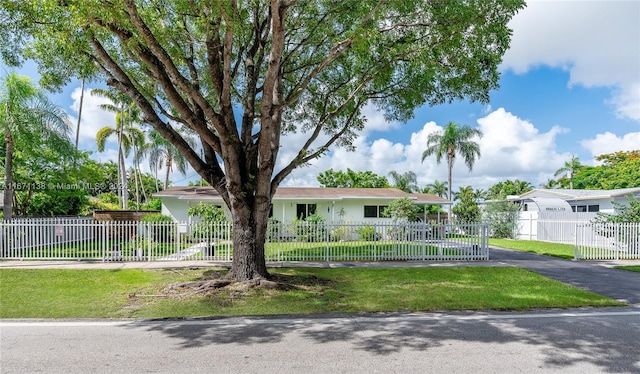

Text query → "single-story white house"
[153,186,451,223]
[507,187,640,214]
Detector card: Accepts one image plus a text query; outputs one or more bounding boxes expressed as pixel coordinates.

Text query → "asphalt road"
[2,310,639,374]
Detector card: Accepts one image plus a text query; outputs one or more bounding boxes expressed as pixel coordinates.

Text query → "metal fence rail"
[0,219,488,262]
[575,222,640,260]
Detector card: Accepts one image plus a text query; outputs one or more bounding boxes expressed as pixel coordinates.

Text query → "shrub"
[188,203,230,241]
[356,224,379,241]
[294,213,327,242]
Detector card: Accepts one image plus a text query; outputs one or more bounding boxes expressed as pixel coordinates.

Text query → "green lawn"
[489,238,575,259]
[614,266,640,273]
[0,267,624,319]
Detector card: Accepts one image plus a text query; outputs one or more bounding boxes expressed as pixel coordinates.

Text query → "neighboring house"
[508,188,640,214]
[153,186,450,223]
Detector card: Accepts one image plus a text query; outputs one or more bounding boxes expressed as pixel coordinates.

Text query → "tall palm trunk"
[3,128,14,220]
[447,149,454,219]
[164,151,172,190]
[74,79,85,152]
[115,110,129,210]
[117,137,128,210]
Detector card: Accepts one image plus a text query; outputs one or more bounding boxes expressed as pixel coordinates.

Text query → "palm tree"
[421,122,483,209]
[474,188,488,202]
[453,185,475,202]
[423,179,448,197]
[388,171,419,193]
[1,73,72,220]
[540,178,558,189]
[93,88,145,209]
[147,128,196,190]
[554,156,581,189]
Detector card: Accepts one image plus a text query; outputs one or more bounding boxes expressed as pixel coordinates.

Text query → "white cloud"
[360,104,401,133]
[502,0,640,120]
[284,108,574,191]
[68,86,118,149]
[580,131,640,159]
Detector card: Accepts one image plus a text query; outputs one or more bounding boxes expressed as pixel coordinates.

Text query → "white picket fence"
[0,218,489,262]
[575,222,640,260]
[516,212,640,260]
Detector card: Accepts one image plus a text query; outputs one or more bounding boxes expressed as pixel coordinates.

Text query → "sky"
[2,0,640,193]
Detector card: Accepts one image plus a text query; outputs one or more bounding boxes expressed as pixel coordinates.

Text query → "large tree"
[1,73,72,220]
[1,0,524,281]
[421,122,483,207]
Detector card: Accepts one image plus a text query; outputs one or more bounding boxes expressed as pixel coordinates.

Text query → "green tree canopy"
[1,0,524,280]
[487,179,534,200]
[572,150,640,190]
[451,186,481,224]
[317,168,389,188]
[1,72,73,219]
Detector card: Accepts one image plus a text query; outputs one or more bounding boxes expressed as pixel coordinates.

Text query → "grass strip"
[0,267,623,319]
[614,265,640,273]
[489,239,575,259]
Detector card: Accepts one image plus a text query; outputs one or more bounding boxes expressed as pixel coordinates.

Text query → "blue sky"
[2,1,639,192]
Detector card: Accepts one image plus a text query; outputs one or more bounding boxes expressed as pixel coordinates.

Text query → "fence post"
[101,221,107,261]
[615,223,619,261]
[574,224,579,260]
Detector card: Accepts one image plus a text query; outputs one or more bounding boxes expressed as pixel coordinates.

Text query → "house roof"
[513,187,640,201]
[154,186,451,205]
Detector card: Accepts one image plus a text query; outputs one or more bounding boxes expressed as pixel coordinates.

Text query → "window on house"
[296,204,316,219]
[364,205,388,218]
[588,205,599,212]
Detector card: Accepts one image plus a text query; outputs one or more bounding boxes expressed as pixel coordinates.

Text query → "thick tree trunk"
[228,194,270,281]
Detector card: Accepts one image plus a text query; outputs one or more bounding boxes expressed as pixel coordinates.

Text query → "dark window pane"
[588,205,599,212]
[364,205,378,218]
[297,204,307,219]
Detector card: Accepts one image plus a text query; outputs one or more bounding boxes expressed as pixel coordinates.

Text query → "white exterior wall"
[271,199,395,223]
[161,197,228,222]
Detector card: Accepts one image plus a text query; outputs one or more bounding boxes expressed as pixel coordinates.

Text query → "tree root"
[163,277,295,298]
